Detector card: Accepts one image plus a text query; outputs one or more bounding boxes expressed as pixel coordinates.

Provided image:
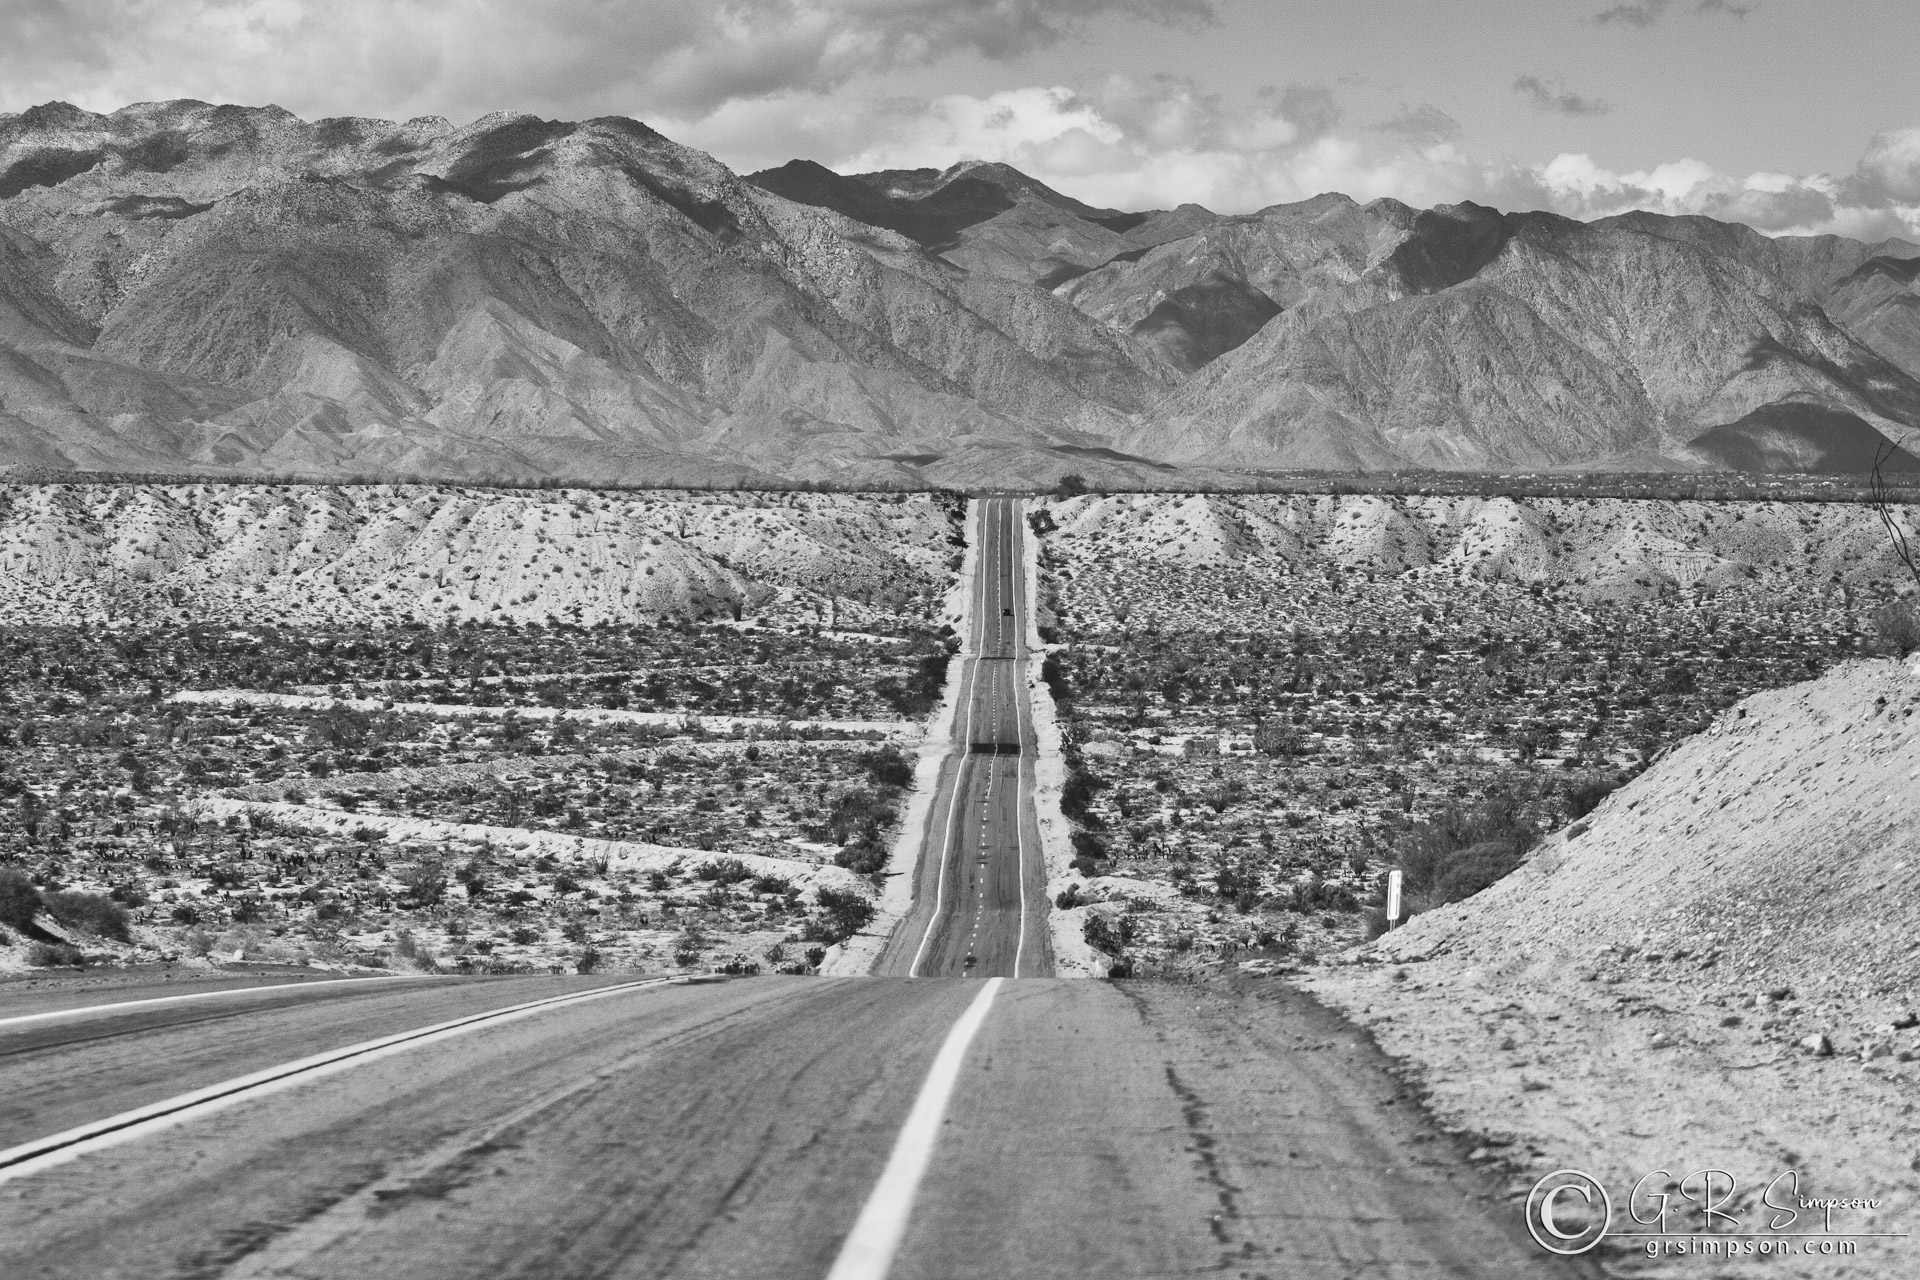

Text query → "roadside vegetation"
[0,614,946,976]
[1035,498,1908,976]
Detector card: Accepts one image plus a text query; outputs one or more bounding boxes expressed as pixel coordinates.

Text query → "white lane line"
[1010,498,1032,980]
[0,976,686,1185]
[0,975,434,1030]
[908,501,989,978]
[825,977,1004,1280]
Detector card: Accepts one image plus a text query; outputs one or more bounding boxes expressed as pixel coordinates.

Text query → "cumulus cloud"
[0,0,1216,121]
[685,76,1920,245]
[1593,0,1753,28]
[1853,126,1920,203]
[1512,74,1609,117]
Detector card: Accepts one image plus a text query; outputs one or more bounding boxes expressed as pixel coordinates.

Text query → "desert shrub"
[0,868,41,929]
[1069,830,1109,877]
[751,873,793,897]
[858,745,914,790]
[1873,599,1920,657]
[695,857,753,885]
[575,946,601,974]
[876,649,951,718]
[28,941,86,967]
[1058,752,1106,828]
[1431,840,1526,904]
[1564,773,1626,820]
[561,919,590,943]
[803,945,827,968]
[509,925,541,945]
[812,886,875,942]
[1288,875,1359,914]
[714,953,761,976]
[398,861,447,908]
[1395,795,1537,910]
[1083,912,1133,955]
[43,890,131,942]
[834,835,890,876]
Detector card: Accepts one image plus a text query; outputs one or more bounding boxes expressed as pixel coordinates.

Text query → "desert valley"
[2,95,1919,1280]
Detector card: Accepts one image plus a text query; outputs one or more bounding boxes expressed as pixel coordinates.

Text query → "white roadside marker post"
[1385,869,1403,930]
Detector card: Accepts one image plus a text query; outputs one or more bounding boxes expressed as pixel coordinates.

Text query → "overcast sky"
[4,0,1917,238]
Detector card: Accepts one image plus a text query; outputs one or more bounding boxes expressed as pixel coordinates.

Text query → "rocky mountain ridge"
[1,99,1918,486]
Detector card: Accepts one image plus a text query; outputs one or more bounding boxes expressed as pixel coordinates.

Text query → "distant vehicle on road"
[1001,607,1013,616]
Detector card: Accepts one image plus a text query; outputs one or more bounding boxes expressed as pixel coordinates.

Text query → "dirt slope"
[1308,654,1920,1277]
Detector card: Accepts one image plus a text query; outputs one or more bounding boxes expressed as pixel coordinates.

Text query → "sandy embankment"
[1025,502,1106,978]
[1304,653,1920,1279]
[822,502,978,976]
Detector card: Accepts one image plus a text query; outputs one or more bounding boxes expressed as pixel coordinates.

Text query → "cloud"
[1852,126,1920,203]
[1592,0,1752,28]
[687,76,1920,246]
[1370,104,1462,145]
[0,0,1218,122]
[1512,74,1609,117]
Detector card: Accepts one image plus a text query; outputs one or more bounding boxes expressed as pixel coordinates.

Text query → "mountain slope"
[1130,203,1920,470]
[0,102,1163,487]
[3,99,1920,485]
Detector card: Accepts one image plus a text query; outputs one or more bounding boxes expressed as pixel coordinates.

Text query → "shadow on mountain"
[747,160,1014,250]
[1687,402,1920,473]
[1386,203,1513,294]
[1130,272,1282,373]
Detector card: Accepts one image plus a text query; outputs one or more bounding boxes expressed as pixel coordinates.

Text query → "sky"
[2,0,1917,239]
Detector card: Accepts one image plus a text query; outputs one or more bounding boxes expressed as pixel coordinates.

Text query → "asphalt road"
[873,496,1052,979]
[0,495,1591,1278]
[0,971,1587,1279]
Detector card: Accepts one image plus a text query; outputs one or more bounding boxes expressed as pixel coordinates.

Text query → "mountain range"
[2,99,1918,488]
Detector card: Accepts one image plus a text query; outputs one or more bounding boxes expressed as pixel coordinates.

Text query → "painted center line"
[825,978,1004,1280]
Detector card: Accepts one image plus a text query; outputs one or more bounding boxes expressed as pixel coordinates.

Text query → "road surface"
[0,496,1591,1278]
[873,496,1051,979]
[0,971,1586,1278]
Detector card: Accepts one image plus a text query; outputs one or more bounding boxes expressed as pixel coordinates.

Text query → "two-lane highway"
[0,971,1586,1279]
[874,497,1051,979]
[0,496,1594,1279]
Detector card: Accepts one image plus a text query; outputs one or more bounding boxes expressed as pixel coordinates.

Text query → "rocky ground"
[0,487,972,977]
[0,484,964,628]
[1038,491,1920,605]
[1306,654,1920,1278]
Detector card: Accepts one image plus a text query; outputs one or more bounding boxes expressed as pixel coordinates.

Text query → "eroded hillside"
[1039,491,1920,607]
[0,484,963,627]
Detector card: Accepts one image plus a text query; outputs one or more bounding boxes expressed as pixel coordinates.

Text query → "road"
[873,496,1052,979]
[0,494,1591,1277]
[0,971,1586,1279]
